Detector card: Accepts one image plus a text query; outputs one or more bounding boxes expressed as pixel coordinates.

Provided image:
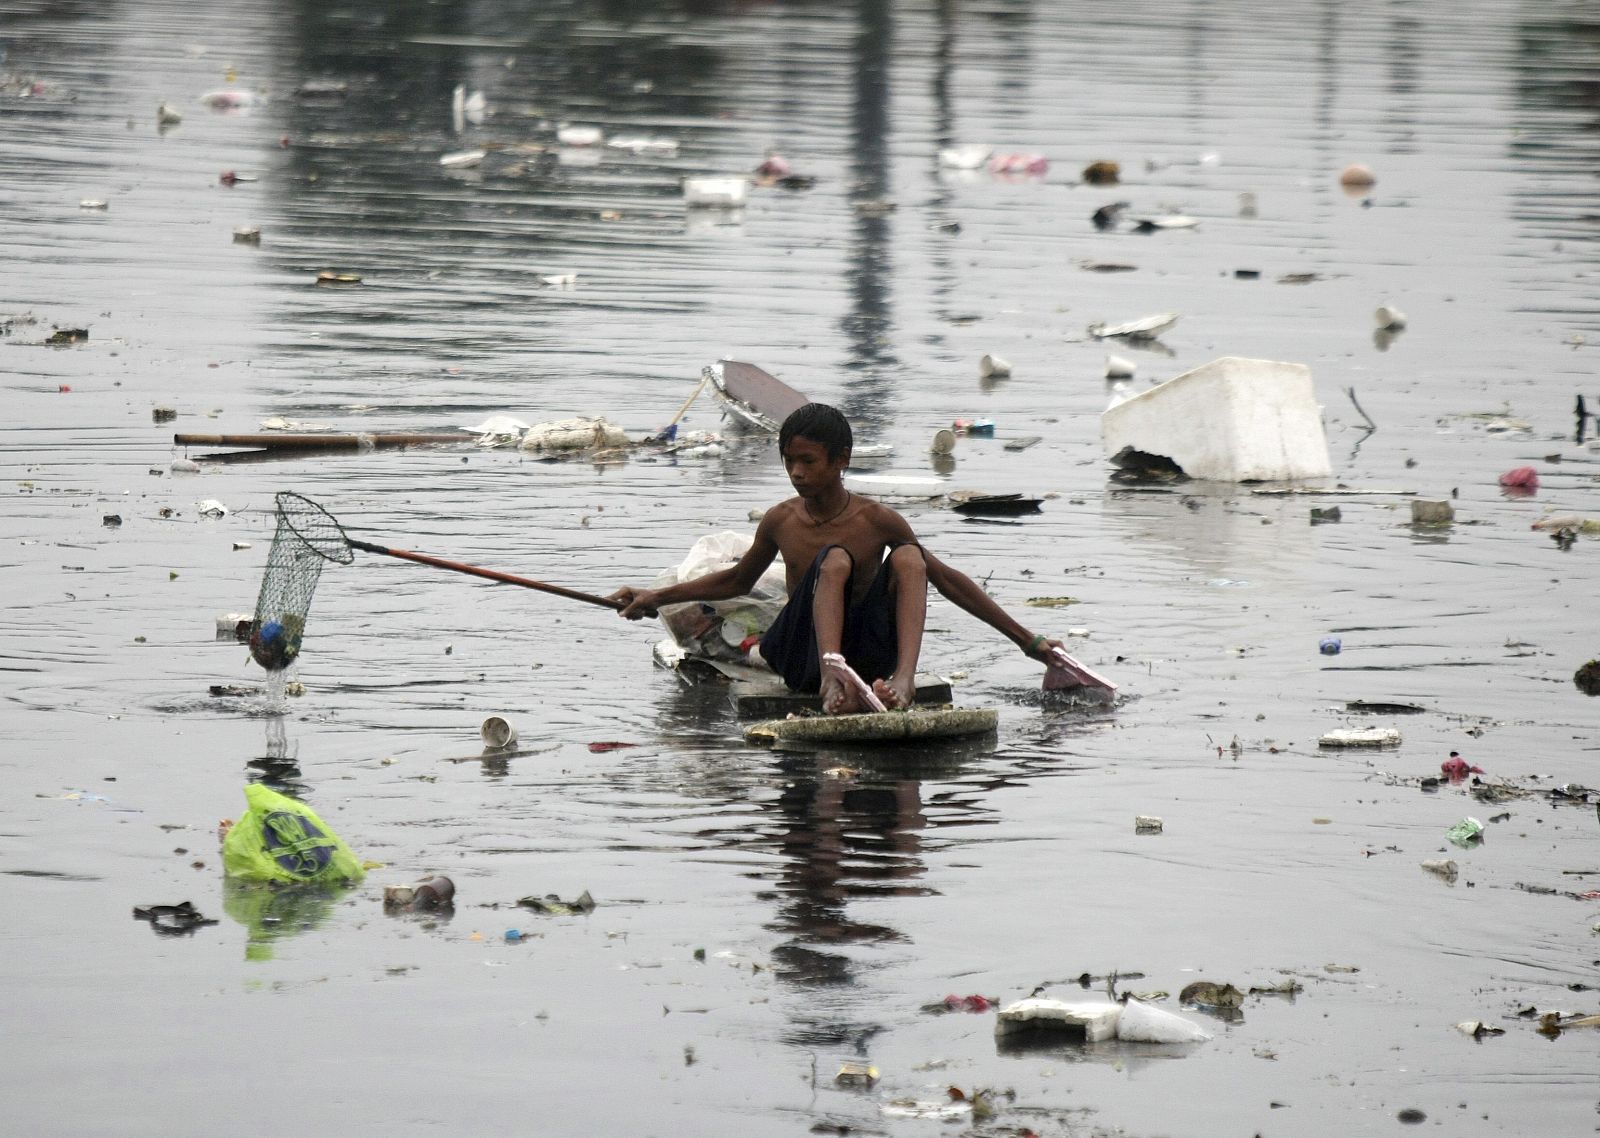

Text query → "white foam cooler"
[1101,356,1332,482]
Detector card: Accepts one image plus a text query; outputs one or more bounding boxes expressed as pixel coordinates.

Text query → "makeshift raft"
[744,706,998,746]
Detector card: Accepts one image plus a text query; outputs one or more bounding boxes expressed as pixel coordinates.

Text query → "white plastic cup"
[481,716,517,750]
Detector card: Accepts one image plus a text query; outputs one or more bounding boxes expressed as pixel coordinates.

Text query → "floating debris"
[132,901,218,936]
[1082,160,1120,184]
[1319,727,1402,748]
[1131,214,1199,232]
[1088,312,1178,340]
[938,144,991,170]
[1179,981,1244,1009]
[439,149,486,169]
[517,890,596,915]
[683,176,747,209]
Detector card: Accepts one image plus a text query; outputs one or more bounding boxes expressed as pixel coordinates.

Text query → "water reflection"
[246,715,310,797]
[222,878,348,962]
[839,0,899,432]
[1099,483,1317,581]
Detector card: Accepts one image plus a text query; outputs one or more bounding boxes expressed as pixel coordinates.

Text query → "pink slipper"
[1043,646,1118,701]
[821,652,887,713]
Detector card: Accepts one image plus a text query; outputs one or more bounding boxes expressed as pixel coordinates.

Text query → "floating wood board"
[952,494,1042,517]
[744,706,997,746]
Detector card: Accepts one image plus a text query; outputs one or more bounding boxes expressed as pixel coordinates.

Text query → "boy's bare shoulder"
[849,494,917,541]
[759,496,806,526]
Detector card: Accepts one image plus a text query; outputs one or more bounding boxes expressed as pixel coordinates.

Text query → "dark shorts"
[759,544,913,692]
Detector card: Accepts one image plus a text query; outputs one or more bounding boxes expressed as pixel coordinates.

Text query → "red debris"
[989,153,1048,176]
[587,741,639,753]
[1441,752,1484,781]
[1498,466,1539,494]
[57,384,71,392]
[755,153,791,179]
[219,170,239,186]
[941,994,994,1013]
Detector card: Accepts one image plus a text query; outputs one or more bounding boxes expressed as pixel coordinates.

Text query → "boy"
[610,403,1064,714]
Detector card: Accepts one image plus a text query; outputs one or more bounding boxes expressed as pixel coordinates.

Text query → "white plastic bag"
[1115,999,1212,1043]
[655,532,786,662]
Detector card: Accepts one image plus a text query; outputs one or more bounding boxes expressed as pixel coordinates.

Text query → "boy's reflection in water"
[757,752,958,1048]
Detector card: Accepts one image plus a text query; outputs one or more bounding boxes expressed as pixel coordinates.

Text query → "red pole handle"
[348,539,626,611]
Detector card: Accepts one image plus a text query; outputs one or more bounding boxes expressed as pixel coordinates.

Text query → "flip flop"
[821,652,888,713]
[1043,646,1118,699]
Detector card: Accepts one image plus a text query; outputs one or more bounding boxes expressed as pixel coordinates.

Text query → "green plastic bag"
[222,784,365,885]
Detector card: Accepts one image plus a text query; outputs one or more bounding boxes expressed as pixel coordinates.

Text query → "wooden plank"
[174,432,475,450]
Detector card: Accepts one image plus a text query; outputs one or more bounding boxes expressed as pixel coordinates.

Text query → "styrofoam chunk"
[994,998,1121,1042]
[683,177,748,208]
[1101,356,1332,482]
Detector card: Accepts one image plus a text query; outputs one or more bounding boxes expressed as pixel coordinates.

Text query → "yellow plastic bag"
[221,784,365,885]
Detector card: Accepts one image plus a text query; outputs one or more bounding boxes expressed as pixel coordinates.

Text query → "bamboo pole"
[173,432,475,450]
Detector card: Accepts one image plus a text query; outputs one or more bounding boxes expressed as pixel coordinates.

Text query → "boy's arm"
[923,549,1061,661]
[874,504,1061,661]
[609,516,782,620]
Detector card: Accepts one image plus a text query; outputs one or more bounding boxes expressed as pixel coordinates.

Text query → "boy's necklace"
[806,490,852,526]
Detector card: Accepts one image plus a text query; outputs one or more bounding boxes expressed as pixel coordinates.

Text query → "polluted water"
[3,2,1599,1136]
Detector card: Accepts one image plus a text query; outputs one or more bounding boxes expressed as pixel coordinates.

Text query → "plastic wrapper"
[1116,998,1212,1043]
[222,784,365,885]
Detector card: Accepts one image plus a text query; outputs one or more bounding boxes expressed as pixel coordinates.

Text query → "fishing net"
[249,492,354,671]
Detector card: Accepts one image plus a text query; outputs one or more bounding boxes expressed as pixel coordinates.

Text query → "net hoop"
[274,491,356,565]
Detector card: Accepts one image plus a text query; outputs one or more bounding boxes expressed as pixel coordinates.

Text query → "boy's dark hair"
[779,403,853,461]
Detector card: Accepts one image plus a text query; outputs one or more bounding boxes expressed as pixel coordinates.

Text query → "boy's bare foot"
[820,672,860,715]
[821,652,886,714]
[872,673,915,710]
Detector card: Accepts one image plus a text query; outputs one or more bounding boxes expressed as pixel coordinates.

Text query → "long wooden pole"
[347,538,626,611]
[174,432,475,449]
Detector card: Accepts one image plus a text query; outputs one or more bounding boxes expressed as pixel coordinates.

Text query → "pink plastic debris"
[820,652,887,713]
[989,153,1049,176]
[1441,752,1484,781]
[1498,466,1539,493]
[755,153,791,179]
[942,994,995,1013]
[1043,646,1117,700]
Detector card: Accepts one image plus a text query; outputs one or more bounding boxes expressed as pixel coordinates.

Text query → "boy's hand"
[1023,635,1064,661]
[609,587,660,620]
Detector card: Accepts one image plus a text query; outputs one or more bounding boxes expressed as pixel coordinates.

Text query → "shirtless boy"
[610,403,1064,714]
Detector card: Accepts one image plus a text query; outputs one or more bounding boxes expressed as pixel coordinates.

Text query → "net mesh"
[249,493,354,671]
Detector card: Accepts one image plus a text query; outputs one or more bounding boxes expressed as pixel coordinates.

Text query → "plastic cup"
[481,716,517,749]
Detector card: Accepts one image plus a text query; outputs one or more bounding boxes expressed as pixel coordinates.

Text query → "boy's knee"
[819,546,854,578]
[888,543,926,582]
[819,547,857,589]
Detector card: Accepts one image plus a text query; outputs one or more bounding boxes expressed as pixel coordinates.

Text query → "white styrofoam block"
[994,998,1121,1042]
[1101,356,1332,482]
[683,177,748,208]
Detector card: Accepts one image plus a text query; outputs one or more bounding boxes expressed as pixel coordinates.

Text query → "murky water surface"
[3,1,1598,1134]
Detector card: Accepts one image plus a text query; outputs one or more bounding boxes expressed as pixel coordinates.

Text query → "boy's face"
[781,435,850,499]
